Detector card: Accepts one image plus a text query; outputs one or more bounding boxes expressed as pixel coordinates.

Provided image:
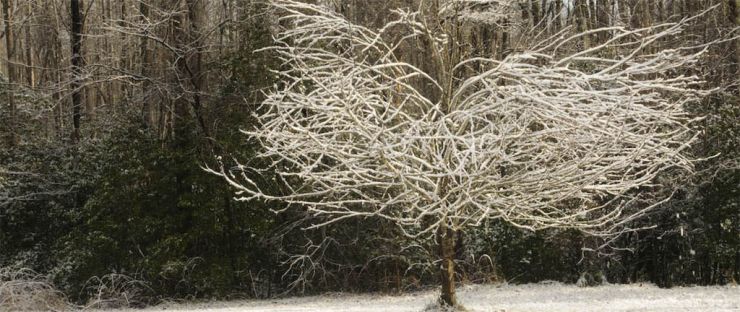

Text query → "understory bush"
[0,268,68,311]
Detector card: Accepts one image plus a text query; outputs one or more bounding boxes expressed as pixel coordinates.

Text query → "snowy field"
[109,283,740,312]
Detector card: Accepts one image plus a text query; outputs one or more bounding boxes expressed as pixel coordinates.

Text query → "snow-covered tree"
[211,0,711,307]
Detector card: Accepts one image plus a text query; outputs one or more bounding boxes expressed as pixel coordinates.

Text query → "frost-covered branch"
[210,0,711,240]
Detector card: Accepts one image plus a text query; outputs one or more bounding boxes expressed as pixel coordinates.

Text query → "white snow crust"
[107,283,739,312]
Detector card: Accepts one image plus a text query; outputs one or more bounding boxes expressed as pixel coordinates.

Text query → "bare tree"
[2,0,15,146]
[733,0,740,78]
[70,0,84,142]
[210,0,715,307]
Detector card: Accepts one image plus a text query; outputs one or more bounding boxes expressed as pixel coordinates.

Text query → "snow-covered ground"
[114,283,740,312]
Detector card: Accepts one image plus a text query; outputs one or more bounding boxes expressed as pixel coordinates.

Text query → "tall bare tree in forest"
[733,0,740,78]
[213,0,716,308]
[2,0,15,146]
[155,0,211,143]
[182,0,211,141]
[70,0,84,142]
[138,0,152,127]
[22,1,34,88]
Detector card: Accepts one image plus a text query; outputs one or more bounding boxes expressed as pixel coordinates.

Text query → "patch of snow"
[105,283,740,312]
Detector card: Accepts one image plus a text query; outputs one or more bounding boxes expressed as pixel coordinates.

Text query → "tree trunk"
[2,0,16,147]
[138,0,152,128]
[117,0,127,105]
[733,0,740,79]
[183,0,211,141]
[577,0,591,49]
[438,223,457,308]
[70,0,84,142]
[23,5,34,88]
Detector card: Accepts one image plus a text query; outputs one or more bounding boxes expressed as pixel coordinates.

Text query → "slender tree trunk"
[733,0,740,79]
[499,19,509,60]
[53,4,66,137]
[23,5,33,88]
[169,0,185,141]
[530,0,540,28]
[577,0,591,49]
[438,222,457,307]
[70,0,84,142]
[166,0,210,143]
[184,0,211,141]
[138,1,152,128]
[117,0,127,105]
[2,0,16,146]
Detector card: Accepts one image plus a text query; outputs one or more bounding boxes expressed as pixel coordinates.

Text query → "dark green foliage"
[0,120,279,303]
[459,222,582,284]
[219,1,277,105]
[41,2,288,302]
[583,93,740,287]
[696,170,740,284]
[0,75,89,273]
[276,216,438,294]
[609,169,739,287]
[0,142,82,272]
[50,119,280,302]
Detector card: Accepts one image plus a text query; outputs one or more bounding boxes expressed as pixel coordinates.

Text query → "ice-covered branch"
[210,0,710,240]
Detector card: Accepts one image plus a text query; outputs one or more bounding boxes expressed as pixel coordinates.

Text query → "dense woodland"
[0,0,739,309]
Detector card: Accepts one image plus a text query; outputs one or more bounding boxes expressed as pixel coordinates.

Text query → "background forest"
[0,0,738,309]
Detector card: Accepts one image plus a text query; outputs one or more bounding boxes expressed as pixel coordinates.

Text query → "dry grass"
[1,267,151,311]
[0,267,69,311]
[82,273,151,310]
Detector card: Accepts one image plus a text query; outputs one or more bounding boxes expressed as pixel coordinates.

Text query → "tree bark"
[577,0,591,49]
[2,0,16,147]
[438,222,457,308]
[733,0,740,79]
[117,0,128,105]
[165,0,210,143]
[138,0,151,128]
[70,0,84,142]
[23,4,33,88]
[183,0,211,141]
